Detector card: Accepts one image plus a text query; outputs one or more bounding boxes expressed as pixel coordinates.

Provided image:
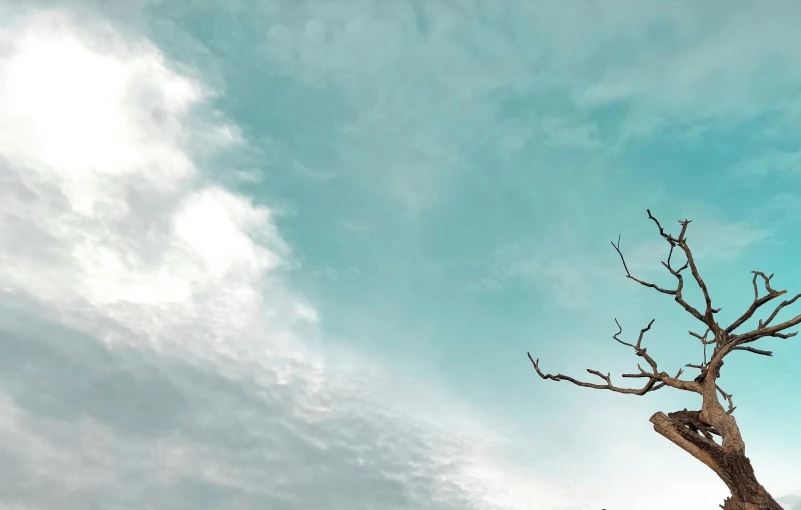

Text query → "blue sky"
[1,1,800,509]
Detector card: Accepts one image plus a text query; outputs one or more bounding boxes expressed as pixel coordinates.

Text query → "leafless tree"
[529,210,796,510]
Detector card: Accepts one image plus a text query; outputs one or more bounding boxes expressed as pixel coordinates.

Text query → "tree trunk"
[650,412,783,510]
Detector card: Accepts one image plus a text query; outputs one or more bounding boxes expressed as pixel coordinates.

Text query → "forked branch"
[528,320,698,396]
[716,384,737,414]
[729,289,801,346]
[725,272,789,334]
[611,210,720,329]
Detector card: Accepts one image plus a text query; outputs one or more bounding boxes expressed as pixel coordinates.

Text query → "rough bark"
[651,412,782,510]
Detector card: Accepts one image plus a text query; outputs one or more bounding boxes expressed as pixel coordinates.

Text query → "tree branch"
[528,320,699,396]
[716,384,737,414]
[611,235,680,297]
[731,346,773,357]
[688,327,715,365]
[760,292,801,329]
[689,327,715,345]
[650,411,727,479]
[731,294,801,345]
[611,210,717,328]
[528,352,663,395]
[671,220,716,321]
[725,272,788,334]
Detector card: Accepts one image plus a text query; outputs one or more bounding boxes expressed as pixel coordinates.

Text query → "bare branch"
[760,292,801,329]
[669,218,716,320]
[528,319,700,396]
[614,319,659,379]
[611,211,713,327]
[732,295,801,345]
[613,318,653,350]
[621,366,687,393]
[718,269,801,349]
[689,328,715,345]
[611,236,678,296]
[716,384,737,415]
[646,210,673,242]
[731,346,773,357]
[725,272,788,334]
[689,327,715,364]
[660,242,690,276]
[527,352,662,395]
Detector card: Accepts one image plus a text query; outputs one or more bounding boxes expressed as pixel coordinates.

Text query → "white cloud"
[0,6,583,510]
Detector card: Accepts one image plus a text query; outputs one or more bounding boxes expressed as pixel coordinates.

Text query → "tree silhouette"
[529,210,795,510]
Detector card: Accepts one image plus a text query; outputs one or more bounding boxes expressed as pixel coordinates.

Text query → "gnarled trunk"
[650,411,783,510]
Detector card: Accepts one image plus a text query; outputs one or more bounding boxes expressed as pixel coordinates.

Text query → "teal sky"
[1,1,801,509]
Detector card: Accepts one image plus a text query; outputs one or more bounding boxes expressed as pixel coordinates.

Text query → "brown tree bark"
[651,412,782,510]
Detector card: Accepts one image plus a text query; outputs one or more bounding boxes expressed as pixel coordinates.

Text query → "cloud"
[144,0,801,228]
[778,495,801,510]
[0,6,582,510]
[158,0,546,217]
[258,0,801,143]
[0,303,585,510]
[733,149,801,182]
[485,245,607,311]
[527,1,801,137]
[1,5,797,510]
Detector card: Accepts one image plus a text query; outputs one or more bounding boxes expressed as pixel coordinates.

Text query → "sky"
[1,1,800,509]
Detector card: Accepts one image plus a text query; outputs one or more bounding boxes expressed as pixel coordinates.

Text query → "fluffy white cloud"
[0,7,584,510]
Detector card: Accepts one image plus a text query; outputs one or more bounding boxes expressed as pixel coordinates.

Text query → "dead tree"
[528,210,795,510]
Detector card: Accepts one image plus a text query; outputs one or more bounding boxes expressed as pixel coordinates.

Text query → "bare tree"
[529,210,796,510]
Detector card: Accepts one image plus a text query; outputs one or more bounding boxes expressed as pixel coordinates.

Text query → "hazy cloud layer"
[0,8,579,510]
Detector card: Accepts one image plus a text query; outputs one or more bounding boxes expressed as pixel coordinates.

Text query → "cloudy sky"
[1,1,801,509]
